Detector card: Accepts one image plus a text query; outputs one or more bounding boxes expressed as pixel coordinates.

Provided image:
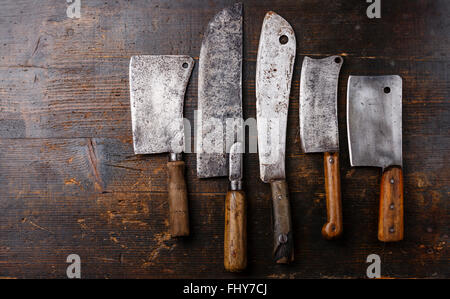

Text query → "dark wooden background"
[0,0,448,279]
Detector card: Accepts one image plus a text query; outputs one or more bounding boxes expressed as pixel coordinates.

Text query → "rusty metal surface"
[299,56,343,153]
[129,55,194,155]
[347,75,403,169]
[256,11,296,183]
[197,3,243,178]
[229,142,243,185]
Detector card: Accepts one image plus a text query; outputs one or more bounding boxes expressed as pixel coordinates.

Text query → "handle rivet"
[329,157,334,164]
[389,203,395,210]
[277,195,282,200]
[278,234,288,244]
[390,178,394,184]
[389,227,395,233]
[331,224,336,231]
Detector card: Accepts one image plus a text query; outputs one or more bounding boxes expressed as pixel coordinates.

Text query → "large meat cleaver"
[299,56,344,240]
[129,55,194,237]
[256,11,296,263]
[347,75,404,242]
[197,4,245,271]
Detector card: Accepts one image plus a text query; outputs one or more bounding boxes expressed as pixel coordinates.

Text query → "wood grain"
[322,152,343,240]
[0,0,448,278]
[224,190,247,272]
[167,160,189,237]
[378,167,404,242]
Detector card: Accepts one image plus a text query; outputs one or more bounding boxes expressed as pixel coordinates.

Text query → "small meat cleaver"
[129,55,194,237]
[347,75,404,242]
[197,4,245,271]
[299,56,344,240]
[256,11,296,263]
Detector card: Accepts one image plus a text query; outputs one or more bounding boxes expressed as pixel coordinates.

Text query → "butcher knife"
[129,55,194,237]
[256,11,296,263]
[347,75,404,242]
[197,3,245,271]
[299,56,344,240]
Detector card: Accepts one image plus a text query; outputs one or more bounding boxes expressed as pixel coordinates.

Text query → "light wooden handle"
[270,180,294,264]
[378,166,404,242]
[322,152,343,240]
[167,160,189,237]
[224,190,247,272]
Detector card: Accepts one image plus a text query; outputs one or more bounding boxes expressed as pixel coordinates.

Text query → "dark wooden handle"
[378,166,404,242]
[322,152,343,240]
[167,160,189,237]
[224,190,247,272]
[270,180,294,264]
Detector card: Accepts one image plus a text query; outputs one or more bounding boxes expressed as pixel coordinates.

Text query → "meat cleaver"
[129,55,194,237]
[347,75,404,242]
[299,56,344,240]
[197,3,245,271]
[256,11,296,263]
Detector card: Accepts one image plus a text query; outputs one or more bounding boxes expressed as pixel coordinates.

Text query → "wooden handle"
[270,180,294,264]
[378,166,404,242]
[167,160,189,237]
[224,190,247,272]
[322,152,343,240]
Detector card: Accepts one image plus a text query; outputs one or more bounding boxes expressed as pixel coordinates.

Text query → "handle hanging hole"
[279,35,288,45]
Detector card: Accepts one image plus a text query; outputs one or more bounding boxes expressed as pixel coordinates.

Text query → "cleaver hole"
[182,62,188,69]
[384,87,391,94]
[279,35,288,45]
[334,57,341,63]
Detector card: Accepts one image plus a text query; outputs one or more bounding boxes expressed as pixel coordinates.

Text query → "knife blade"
[129,55,194,237]
[197,3,243,178]
[256,11,296,263]
[299,55,344,240]
[347,75,403,242]
[224,142,246,272]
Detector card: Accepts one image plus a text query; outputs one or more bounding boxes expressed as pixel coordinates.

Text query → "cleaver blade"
[347,75,404,242]
[197,3,243,179]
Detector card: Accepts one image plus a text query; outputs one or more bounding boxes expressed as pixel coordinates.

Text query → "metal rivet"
[389,203,395,210]
[389,227,395,233]
[390,178,394,184]
[329,157,334,164]
[278,234,288,244]
[277,195,282,200]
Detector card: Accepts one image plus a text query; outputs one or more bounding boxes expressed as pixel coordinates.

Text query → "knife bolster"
[378,166,404,242]
[270,180,294,264]
[167,159,189,237]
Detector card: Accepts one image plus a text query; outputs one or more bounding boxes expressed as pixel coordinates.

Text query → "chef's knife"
[197,3,244,271]
[224,142,246,272]
[129,55,194,237]
[347,75,403,242]
[256,11,296,263]
[299,56,344,240]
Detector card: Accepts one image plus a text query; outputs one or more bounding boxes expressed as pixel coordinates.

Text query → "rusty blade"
[299,56,343,153]
[197,3,243,178]
[129,55,194,154]
[256,11,296,183]
[347,75,403,169]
